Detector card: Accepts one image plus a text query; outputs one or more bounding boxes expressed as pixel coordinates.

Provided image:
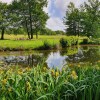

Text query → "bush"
[60,37,78,48]
[60,38,68,48]
[80,38,89,44]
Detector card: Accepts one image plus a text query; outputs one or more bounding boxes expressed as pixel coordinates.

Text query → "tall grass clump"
[36,40,58,50]
[0,62,100,100]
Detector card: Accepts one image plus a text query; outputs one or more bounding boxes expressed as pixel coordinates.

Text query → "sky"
[1,0,87,31]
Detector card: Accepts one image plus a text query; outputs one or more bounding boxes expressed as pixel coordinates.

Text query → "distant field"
[0,35,67,51]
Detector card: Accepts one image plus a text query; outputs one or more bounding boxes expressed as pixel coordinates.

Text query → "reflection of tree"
[60,47,78,56]
[80,47,100,63]
[67,47,100,64]
[27,54,46,67]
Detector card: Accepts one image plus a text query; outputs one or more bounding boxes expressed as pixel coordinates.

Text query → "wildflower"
[71,71,78,80]
[25,67,31,72]
[1,79,7,85]
[55,71,59,77]
[96,66,100,70]
[43,67,47,71]
[8,87,12,92]
[0,70,4,74]
[51,69,55,76]
[78,64,81,68]
[18,71,23,75]
[26,81,31,91]
[98,60,100,63]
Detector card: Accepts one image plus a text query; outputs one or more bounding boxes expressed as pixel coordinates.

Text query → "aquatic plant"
[0,63,100,100]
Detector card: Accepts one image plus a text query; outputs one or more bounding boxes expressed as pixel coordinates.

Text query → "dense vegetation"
[0,62,100,100]
[64,0,100,38]
[0,0,100,99]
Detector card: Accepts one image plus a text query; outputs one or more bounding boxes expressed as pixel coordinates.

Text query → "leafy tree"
[82,0,100,37]
[64,2,81,36]
[11,0,48,39]
[0,2,9,39]
[64,0,100,38]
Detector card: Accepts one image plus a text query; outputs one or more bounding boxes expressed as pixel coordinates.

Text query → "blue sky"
[1,0,87,31]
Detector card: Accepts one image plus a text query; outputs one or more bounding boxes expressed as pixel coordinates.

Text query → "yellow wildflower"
[1,79,7,85]
[18,71,23,75]
[98,60,100,63]
[0,70,4,74]
[25,67,31,72]
[26,81,31,91]
[78,64,81,68]
[8,87,12,92]
[55,71,59,77]
[96,66,100,70]
[71,71,78,80]
[43,67,47,71]
[51,69,55,76]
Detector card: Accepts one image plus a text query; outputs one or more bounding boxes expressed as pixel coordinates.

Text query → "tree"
[64,2,81,36]
[64,0,100,38]
[11,0,48,39]
[82,0,100,37]
[0,2,9,39]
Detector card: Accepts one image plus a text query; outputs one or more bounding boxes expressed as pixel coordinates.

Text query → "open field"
[0,35,83,51]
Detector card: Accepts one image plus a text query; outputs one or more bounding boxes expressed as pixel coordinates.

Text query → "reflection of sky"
[46,51,67,70]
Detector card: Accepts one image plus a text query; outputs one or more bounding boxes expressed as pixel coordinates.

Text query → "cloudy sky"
[1,0,87,31]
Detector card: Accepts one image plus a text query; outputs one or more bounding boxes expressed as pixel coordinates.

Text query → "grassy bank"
[0,62,100,100]
[0,34,99,51]
[0,35,66,51]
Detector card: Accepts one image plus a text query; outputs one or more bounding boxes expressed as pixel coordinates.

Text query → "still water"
[0,46,100,69]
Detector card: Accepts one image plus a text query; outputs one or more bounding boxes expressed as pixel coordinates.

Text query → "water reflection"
[0,46,100,69]
[46,51,68,69]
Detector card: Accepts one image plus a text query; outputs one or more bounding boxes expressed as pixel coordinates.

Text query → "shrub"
[80,38,89,44]
[60,38,68,48]
[60,37,78,48]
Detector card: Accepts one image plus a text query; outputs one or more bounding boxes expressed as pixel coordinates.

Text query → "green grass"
[0,35,82,51]
[0,62,100,100]
[0,35,66,51]
[0,34,94,51]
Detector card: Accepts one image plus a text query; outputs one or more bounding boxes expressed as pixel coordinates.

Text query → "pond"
[0,46,100,69]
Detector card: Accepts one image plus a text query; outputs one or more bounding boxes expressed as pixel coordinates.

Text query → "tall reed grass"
[0,63,100,100]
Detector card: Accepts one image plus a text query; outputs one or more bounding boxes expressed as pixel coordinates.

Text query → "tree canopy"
[64,0,100,38]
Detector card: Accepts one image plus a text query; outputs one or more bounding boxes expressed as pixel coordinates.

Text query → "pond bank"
[0,35,100,51]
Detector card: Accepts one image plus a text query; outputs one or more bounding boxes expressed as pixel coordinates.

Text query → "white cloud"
[1,0,88,31]
[46,17,66,31]
[0,0,12,3]
[46,0,87,31]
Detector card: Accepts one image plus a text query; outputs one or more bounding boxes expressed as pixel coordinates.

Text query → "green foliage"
[80,38,89,44]
[10,0,48,39]
[64,0,100,38]
[60,38,68,48]
[80,38,100,45]
[0,63,100,99]
[60,37,78,48]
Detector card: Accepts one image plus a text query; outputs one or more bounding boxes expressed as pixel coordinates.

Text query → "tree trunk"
[25,19,31,39]
[36,32,38,39]
[28,1,33,39]
[1,28,5,40]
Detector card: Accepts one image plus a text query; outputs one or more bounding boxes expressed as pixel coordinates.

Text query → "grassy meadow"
[0,34,86,51]
[0,35,66,51]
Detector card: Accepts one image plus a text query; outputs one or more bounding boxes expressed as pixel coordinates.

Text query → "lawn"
[0,35,66,50]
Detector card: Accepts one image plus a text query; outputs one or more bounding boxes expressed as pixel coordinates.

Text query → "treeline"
[0,0,48,40]
[3,28,65,36]
[64,0,100,38]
